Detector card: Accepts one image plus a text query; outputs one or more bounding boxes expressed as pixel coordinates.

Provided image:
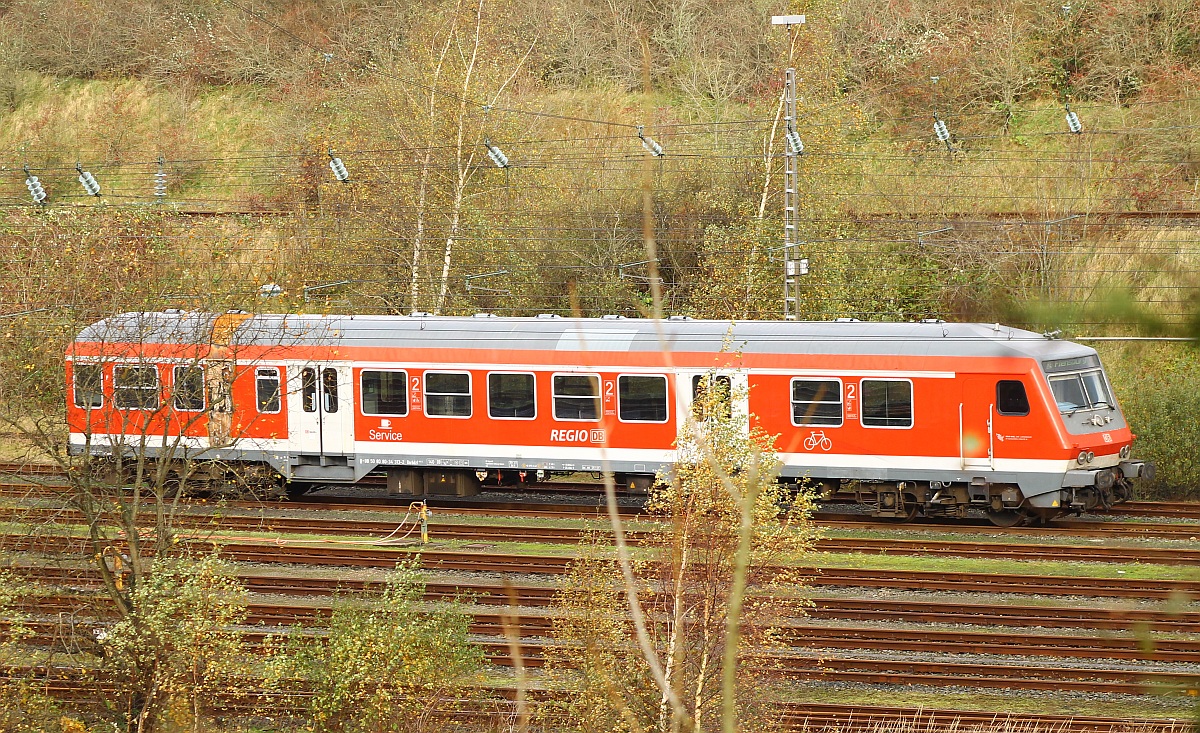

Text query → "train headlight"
[1119,445,1131,459]
[1077,451,1088,465]
[1087,451,1095,462]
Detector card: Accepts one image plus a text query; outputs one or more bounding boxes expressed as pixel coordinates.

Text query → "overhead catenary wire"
[3,80,1199,331]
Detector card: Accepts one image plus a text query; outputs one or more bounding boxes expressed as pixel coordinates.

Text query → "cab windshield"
[1048,369,1112,414]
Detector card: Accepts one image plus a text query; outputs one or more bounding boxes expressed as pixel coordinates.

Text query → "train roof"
[72,311,1095,362]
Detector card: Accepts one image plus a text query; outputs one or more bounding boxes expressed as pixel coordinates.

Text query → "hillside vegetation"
[0,0,1197,491]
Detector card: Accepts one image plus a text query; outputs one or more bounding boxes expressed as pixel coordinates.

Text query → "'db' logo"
[380,419,392,429]
[590,429,606,443]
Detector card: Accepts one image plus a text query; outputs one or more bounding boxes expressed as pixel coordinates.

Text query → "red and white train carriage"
[66,310,1152,525]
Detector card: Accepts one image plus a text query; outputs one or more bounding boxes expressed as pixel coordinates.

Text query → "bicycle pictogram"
[804,430,833,451]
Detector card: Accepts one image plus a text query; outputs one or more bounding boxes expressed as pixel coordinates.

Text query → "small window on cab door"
[997,380,1030,416]
[301,368,317,413]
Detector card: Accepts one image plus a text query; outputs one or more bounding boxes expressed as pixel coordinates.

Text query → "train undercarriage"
[823,475,1138,527]
[74,452,1142,529]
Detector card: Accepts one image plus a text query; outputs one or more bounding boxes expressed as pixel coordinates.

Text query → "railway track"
[12,563,1200,706]
[781,704,1193,733]
[4,661,1190,732]
[17,591,1200,664]
[5,506,1200,566]
[15,565,1200,632]
[9,616,1199,696]
[2,465,1199,523]
[11,623,1200,698]
[5,488,1200,543]
[1100,501,1200,521]
[8,535,1200,599]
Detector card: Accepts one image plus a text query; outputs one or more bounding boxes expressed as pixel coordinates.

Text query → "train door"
[675,371,748,437]
[291,363,354,457]
[960,376,994,470]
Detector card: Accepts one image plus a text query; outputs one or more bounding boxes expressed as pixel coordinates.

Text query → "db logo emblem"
[550,429,607,443]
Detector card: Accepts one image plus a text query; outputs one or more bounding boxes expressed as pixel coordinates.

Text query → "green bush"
[267,561,486,733]
[97,554,249,731]
[1099,342,1200,499]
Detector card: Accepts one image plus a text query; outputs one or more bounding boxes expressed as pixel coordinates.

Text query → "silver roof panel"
[74,312,1096,362]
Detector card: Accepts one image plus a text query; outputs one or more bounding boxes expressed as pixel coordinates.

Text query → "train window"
[173,365,205,411]
[362,370,409,416]
[1049,369,1111,414]
[1081,370,1112,408]
[72,363,103,408]
[618,375,668,422]
[256,368,281,413]
[553,374,600,421]
[426,371,471,417]
[791,379,842,426]
[114,365,160,410]
[488,373,535,419]
[691,374,731,421]
[322,368,339,414]
[860,379,912,428]
[301,368,317,413]
[996,380,1029,416]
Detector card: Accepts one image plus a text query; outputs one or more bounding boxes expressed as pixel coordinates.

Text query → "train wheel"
[892,494,919,522]
[986,508,1027,527]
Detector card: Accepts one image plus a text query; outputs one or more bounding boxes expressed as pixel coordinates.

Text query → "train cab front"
[1043,354,1153,514]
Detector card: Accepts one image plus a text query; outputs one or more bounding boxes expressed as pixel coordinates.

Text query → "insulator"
[25,175,46,204]
[77,168,101,197]
[785,129,804,155]
[154,170,167,199]
[1065,109,1083,134]
[637,125,664,157]
[484,141,509,168]
[328,156,350,182]
[933,119,951,143]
